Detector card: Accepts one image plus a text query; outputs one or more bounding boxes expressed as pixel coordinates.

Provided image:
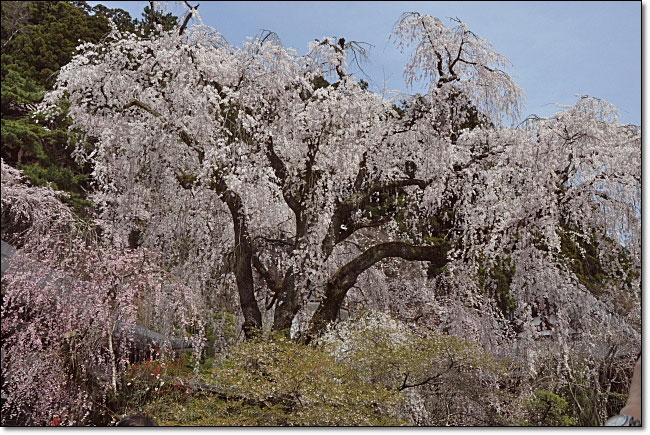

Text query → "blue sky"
[89,1,641,126]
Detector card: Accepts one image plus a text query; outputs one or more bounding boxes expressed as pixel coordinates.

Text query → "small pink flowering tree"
[1,160,203,425]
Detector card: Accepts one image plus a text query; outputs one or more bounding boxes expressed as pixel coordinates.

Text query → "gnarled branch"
[321,178,429,259]
[307,241,448,339]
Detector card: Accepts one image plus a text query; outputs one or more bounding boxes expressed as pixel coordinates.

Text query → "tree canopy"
[41,10,640,342]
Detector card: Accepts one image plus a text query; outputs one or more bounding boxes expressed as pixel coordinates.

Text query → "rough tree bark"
[212,179,263,338]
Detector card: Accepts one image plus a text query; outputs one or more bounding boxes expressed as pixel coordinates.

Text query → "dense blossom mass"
[1,6,640,426]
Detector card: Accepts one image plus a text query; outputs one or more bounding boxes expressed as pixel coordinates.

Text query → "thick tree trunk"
[271,271,300,334]
[213,179,263,339]
[228,201,263,338]
[306,241,449,341]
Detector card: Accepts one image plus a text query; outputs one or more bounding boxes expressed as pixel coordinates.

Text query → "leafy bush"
[124,333,404,426]
[320,311,513,425]
[520,390,575,426]
[200,333,404,425]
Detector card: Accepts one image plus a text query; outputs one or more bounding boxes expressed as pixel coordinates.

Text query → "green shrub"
[320,311,513,425]
[520,389,575,426]
[139,333,405,426]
